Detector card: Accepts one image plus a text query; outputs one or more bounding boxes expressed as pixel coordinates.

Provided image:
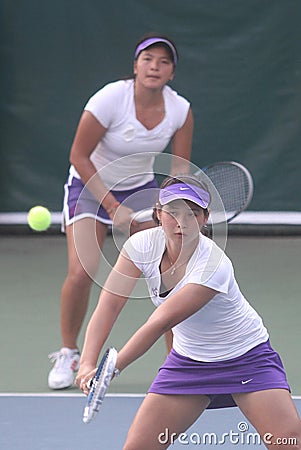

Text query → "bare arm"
[75,251,142,387]
[69,111,136,227]
[170,107,194,175]
[69,111,117,210]
[116,283,217,373]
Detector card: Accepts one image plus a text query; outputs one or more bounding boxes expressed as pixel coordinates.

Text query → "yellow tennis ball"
[27,206,51,231]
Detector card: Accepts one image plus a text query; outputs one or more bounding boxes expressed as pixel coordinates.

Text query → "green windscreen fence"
[1,1,300,213]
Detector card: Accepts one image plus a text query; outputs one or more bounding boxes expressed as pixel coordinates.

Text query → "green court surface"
[0,233,300,395]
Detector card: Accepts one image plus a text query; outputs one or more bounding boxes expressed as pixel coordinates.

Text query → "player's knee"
[264,424,301,448]
[67,265,94,288]
[284,423,301,449]
[286,426,301,449]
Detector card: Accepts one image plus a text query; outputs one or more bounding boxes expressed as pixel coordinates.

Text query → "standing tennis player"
[76,175,301,449]
[48,33,194,389]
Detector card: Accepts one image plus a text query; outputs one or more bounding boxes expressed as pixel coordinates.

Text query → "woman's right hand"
[75,364,97,395]
[110,204,138,234]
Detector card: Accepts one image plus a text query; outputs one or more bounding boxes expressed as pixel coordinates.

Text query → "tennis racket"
[131,161,254,224]
[82,347,117,424]
[196,161,254,223]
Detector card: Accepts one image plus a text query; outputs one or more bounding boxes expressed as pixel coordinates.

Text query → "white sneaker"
[48,347,80,389]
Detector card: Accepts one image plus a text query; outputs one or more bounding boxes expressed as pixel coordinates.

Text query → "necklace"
[165,248,193,276]
[165,252,177,276]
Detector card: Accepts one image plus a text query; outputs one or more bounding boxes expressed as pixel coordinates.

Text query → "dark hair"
[134,32,179,65]
[122,32,178,81]
[152,174,210,226]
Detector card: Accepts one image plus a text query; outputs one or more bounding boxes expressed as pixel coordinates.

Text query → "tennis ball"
[27,206,51,231]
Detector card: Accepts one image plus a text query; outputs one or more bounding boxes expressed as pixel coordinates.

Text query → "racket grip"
[87,378,93,390]
[83,407,90,424]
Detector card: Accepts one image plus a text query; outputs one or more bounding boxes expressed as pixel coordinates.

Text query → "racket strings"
[88,354,109,402]
[83,347,117,423]
[206,165,252,215]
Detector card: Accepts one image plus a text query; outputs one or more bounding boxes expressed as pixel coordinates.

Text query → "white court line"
[0,393,300,400]
[1,211,301,225]
[0,392,146,398]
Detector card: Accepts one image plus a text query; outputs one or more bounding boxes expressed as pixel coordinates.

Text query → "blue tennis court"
[2,3,301,448]
[2,394,301,449]
[0,233,300,449]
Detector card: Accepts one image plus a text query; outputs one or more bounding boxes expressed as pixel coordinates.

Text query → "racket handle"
[83,407,90,424]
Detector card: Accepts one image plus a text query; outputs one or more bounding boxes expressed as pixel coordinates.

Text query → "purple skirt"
[63,175,158,228]
[148,340,290,409]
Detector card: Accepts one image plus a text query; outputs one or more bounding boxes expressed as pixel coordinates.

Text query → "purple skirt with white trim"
[148,340,290,409]
[63,176,158,227]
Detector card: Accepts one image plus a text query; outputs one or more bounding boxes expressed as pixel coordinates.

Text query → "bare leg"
[233,389,301,449]
[60,218,108,349]
[123,393,210,450]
